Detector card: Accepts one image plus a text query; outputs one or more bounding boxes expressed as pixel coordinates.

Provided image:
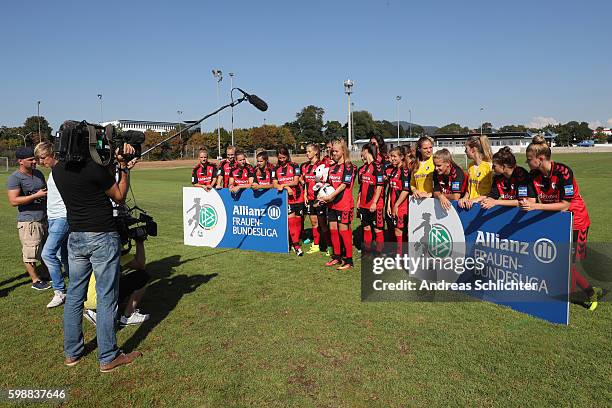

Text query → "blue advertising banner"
[408,198,572,325]
[183,187,288,253]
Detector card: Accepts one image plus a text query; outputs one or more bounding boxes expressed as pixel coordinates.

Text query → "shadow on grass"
[119,254,218,352]
[0,273,31,297]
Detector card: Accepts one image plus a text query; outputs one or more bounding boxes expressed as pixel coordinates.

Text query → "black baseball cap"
[16,146,35,159]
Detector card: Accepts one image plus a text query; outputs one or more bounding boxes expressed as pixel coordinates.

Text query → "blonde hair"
[466,135,493,162]
[432,148,455,164]
[332,139,351,165]
[526,135,551,159]
[34,141,54,158]
[306,143,320,161]
[416,136,434,162]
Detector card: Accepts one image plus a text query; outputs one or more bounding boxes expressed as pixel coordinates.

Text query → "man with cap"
[6,146,50,290]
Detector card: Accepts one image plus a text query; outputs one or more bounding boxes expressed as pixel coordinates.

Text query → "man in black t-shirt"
[53,142,142,373]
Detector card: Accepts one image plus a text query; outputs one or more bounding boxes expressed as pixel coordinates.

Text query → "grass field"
[0,153,610,407]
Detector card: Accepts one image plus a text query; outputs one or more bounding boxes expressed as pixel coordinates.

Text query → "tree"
[479,122,493,133]
[405,124,424,137]
[498,124,527,133]
[323,120,345,140]
[375,120,404,139]
[351,110,378,140]
[435,123,469,134]
[594,130,607,144]
[290,105,325,144]
[23,116,52,140]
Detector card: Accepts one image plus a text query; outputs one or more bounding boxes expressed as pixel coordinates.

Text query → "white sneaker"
[47,290,66,308]
[120,310,150,326]
[83,309,97,326]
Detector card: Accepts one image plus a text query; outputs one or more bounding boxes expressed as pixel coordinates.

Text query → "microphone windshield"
[247,94,268,112]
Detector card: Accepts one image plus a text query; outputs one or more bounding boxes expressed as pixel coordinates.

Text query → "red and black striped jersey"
[301,161,322,201]
[216,159,235,188]
[230,164,254,186]
[253,164,275,186]
[358,162,385,209]
[275,162,304,204]
[531,161,590,230]
[387,166,411,209]
[327,162,355,211]
[321,155,333,167]
[192,163,217,185]
[488,166,535,200]
[433,162,467,196]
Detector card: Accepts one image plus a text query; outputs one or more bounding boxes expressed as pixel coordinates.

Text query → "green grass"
[0,154,611,407]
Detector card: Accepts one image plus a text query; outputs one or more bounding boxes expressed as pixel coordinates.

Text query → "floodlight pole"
[396,95,401,145]
[229,72,235,146]
[212,69,223,158]
[344,79,354,151]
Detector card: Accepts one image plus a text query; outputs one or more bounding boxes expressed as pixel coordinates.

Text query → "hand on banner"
[438,195,452,211]
[458,197,473,209]
[519,198,535,211]
[480,197,496,209]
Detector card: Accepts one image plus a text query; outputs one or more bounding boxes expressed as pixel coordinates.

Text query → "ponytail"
[492,146,516,167]
[466,134,493,162]
[526,135,551,159]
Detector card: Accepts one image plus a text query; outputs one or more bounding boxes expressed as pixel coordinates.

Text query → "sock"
[330,228,341,257]
[288,217,302,247]
[375,230,384,254]
[340,228,353,259]
[363,229,372,252]
[312,225,320,245]
[395,233,403,255]
[571,264,592,295]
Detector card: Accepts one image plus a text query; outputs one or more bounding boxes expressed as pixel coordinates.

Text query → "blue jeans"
[41,217,69,291]
[63,231,121,365]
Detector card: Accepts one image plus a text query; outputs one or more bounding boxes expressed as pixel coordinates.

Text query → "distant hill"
[397,121,438,136]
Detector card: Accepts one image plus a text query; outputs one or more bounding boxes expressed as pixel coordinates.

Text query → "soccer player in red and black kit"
[358,143,385,254]
[301,144,329,254]
[274,147,305,256]
[432,149,467,211]
[386,147,411,255]
[481,146,536,209]
[522,136,601,310]
[216,146,236,189]
[252,151,276,190]
[228,150,254,193]
[319,140,356,269]
[191,148,217,190]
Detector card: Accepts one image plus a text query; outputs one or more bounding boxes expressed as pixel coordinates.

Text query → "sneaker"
[64,355,82,367]
[99,351,142,373]
[303,238,312,244]
[325,248,333,257]
[83,309,97,326]
[337,262,354,270]
[306,244,320,254]
[295,247,304,257]
[120,310,150,326]
[32,280,51,291]
[47,290,66,308]
[325,258,340,267]
[585,287,603,311]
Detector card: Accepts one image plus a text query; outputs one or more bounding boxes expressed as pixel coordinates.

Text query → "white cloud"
[588,120,603,130]
[607,118,612,126]
[526,116,559,129]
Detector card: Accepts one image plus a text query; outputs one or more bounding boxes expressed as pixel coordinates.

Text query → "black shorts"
[288,203,305,216]
[327,208,354,225]
[119,269,150,303]
[305,202,327,217]
[572,228,589,262]
[358,208,384,229]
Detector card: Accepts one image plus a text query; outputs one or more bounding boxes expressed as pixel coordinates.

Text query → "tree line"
[2,111,610,160]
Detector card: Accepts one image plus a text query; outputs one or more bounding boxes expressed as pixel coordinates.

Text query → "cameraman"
[83,237,150,326]
[53,131,142,373]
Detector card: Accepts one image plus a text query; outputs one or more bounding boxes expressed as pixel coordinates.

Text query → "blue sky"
[1,0,611,133]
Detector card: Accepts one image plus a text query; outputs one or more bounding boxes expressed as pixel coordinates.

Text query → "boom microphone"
[236,88,268,112]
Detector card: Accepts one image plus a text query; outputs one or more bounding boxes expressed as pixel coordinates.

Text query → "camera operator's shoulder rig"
[55,120,145,165]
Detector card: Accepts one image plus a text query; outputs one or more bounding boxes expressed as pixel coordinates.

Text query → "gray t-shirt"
[6,169,47,222]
